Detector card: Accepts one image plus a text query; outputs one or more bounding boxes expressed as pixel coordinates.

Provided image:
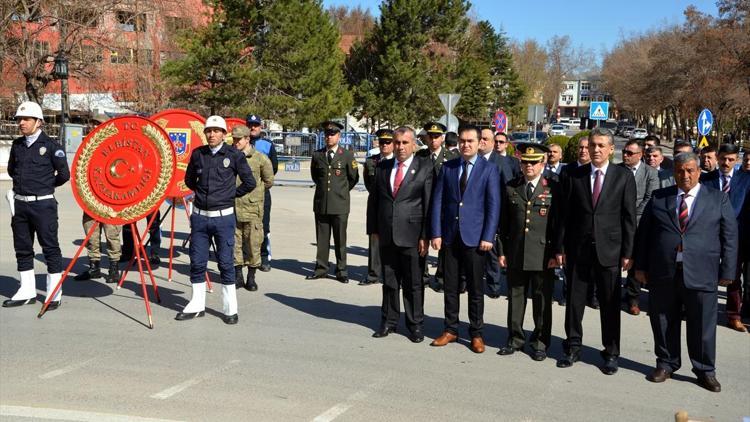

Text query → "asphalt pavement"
[0,158,748,422]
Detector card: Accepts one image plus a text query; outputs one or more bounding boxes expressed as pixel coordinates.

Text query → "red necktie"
[592,169,602,207]
[392,161,405,197]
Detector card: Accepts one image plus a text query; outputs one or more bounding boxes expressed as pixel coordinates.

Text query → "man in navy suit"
[430,125,501,353]
[700,143,750,332]
[554,127,637,375]
[367,127,433,343]
[636,152,737,392]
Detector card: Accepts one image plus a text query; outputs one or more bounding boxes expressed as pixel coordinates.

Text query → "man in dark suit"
[700,143,750,332]
[306,121,359,283]
[545,143,564,176]
[429,125,501,354]
[555,127,637,375]
[644,135,673,171]
[416,122,459,291]
[497,143,561,361]
[619,139,659,315]
[636,152,737,392]
[493,132,522,180]
[362,129,395,286]
[367,127,433,343]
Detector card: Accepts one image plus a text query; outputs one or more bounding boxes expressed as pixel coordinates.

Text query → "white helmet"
[15,101,44,121]
[204,115,227,132]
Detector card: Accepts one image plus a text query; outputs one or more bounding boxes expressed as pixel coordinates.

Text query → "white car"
[631,128,648,140]
[569,119,581,127]
[549,124,566,136]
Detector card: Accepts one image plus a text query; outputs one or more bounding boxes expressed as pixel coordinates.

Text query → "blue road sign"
[589,102,609,120]
[697,109,713,136]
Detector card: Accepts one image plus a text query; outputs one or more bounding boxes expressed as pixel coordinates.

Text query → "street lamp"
[53,51,69,144]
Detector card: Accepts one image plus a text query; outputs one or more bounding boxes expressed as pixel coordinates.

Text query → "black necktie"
[460,161,469,194]
[327,150,334,164]
[526,182,534,200]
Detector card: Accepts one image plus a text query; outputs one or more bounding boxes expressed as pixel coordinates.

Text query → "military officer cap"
[423,122,447,135]
[320,120,344,132]
[516,142,550,162]
[375,129,394,142]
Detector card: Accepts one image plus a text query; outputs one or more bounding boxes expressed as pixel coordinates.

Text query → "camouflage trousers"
[234,215,263,268]
[82,213,122,261]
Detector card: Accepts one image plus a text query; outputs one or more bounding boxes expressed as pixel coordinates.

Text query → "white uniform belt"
[14,194,54,202]
[194,206,234,217]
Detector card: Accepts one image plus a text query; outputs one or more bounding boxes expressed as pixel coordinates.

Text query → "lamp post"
[53,51,69,144]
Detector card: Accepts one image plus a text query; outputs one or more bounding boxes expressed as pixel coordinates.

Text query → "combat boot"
[75,260,101,281]
[246,267,258,291]
[106,261,120,284]
[235,265,244,289]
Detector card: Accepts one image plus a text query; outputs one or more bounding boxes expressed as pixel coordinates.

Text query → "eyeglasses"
[521,160,539,165]
[379,140,392,145]
[496,140,507,144]
[324,130,339,136]
[622,150,640,156]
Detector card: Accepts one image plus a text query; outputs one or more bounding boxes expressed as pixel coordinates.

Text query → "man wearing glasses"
[306,121,360,283]
[362,129,395,286]
[618,140,659,315]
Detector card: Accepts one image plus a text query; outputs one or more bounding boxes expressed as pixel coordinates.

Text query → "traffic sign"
[493,110,507,133]
[438,114,459,133]
[697,108,713,136]
[589,102,609,120]
[439,93,461,114]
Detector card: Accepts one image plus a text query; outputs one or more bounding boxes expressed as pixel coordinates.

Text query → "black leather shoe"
[149,252,161,267]
[487,293,500,299]
[358,279,378,286]
[648,368,671,383]
[175,311,205,321]
[497,346,519,356]
[260,263,271,272]
[531,350,547,361]
[336,276,349,284]
[588,298,600,309]
[557,352,580,368]
[697,374,721,392]
[601,357,619,375]
[222,314,238,325]
[372,326,395,338]
[2,298,36,307]
[409,330,424,343]
[305,273,326,280]
[46,301,60,311]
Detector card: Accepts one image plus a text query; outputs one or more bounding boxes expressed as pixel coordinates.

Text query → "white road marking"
[39,358,97,380]
[311,380,385,422]
[149,359,241,400]
[0,405,183,421]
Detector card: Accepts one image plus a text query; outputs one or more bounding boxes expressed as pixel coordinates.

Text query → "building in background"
[556,78,613,120]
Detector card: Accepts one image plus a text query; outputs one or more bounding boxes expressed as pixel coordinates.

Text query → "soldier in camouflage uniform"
[232,125,274,291]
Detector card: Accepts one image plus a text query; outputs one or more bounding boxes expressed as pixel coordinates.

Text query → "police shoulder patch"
[54,149,65,158]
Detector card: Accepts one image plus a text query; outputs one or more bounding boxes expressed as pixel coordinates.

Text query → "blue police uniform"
[184,143,255,285]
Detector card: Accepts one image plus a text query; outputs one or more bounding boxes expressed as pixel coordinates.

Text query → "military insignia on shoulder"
[54,149,65,158]
[39,146,47,155]
[223,158,230,168]
[352,160,358,169]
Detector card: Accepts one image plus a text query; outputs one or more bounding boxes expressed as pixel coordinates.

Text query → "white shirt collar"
[210,144,223,155]
[382,153,394,160]
[24,129,42,147]
[525,174,542,189]
[499,151,507,156]
[482,151,493,160]
[394,154,414,169]
[721,168,735,178]
[590,161,610,176]
[628,161,641,173]
[677,183,701,198]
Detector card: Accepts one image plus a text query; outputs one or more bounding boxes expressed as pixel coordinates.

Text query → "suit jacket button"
[526,219,530,223]
[459,202,463,206]
[524,228,529,232]
[455,217,459,220]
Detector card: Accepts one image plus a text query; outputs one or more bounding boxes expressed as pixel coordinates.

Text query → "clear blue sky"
[322,0,718,53]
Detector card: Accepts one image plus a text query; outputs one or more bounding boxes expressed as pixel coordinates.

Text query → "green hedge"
[564,130,590,163]
[547,135,570,150]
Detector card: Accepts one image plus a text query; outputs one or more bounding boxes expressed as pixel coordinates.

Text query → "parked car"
[621,126,635,138]
[532,131,548,143]
[568,119,581,128]
[549,124,567,136]
[631,128,648,140]
[510,132,530,142]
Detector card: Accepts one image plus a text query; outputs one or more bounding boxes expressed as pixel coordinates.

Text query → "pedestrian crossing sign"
[589,102,609,120]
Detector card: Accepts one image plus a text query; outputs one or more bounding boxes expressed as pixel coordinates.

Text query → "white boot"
[182,282,206,313]
[222,284,238,316]
[11,269,36,301]
[46,273,62,303]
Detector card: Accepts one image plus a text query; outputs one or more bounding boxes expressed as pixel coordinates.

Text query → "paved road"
[0,173,748,421]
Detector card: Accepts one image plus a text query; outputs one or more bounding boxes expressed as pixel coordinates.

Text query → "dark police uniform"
[309,135,359,281]
[497,143,560,359]
[184,143,255,285]
[246,114,278,271]
[363,129,394,285]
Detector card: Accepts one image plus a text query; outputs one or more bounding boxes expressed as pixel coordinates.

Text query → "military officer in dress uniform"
[177,116,256,324]
[306,121,359,283]
[4,101,70,309]
[416,122,459,291]
[232,124,274,292]
[362,129,395,286]
[497,143,560,361]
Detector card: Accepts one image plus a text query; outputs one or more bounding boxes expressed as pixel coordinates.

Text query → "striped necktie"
[679,193,689,233]
[722,174,731,193]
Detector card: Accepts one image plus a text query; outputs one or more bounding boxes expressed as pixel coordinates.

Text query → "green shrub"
[547,135,570,150]
[564,130,590,163]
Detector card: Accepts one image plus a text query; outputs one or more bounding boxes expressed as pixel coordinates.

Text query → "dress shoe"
[497,346,519,356]
[430,331,458,347]
[648,367,671,383]
[409,330,424,343]
[175,310,205,321]
[587,298,600,309]
[470,337,485,353]
[601,357,619,375]
[431,281,444,292]
[222,314,238,325]
[487,293,500,299]
[358,279,378,286]
[336,276,349,284]
[149,252,161,267]
[372,326,395,338]
[531,349,547,361]
[46,301,61,311]
[2,298,36,307]
[260,262,271,272]
[305,273,326,280]
[696,374,721,392]
[727,319,747,332]
[557,352,580,368]
[628,304,641,316]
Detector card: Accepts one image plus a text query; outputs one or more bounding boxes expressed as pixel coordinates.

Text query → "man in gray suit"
[635,152,737,392]
[619,140,659,315]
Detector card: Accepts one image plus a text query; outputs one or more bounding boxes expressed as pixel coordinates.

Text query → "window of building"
[110,48,132,64]
[164,16,190,34]
[76,45,102,63]
[33,40,49,60]
[581,82,591,91]
[566,83,574,90]
[116,11,147,32]
[580,94,590,102]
